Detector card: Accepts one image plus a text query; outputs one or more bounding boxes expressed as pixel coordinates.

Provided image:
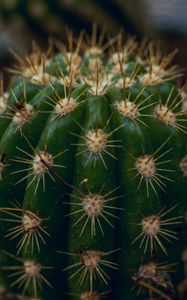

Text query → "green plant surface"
[0,32,186,300]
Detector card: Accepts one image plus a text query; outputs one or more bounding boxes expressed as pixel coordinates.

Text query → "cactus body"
[0,33,187,300]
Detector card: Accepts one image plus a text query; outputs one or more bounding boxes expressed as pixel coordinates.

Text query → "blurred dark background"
[0,0,187,86]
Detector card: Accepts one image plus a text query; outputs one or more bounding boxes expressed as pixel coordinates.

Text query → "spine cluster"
[0,29,186,300]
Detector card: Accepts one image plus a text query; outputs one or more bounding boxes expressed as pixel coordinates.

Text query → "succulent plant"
[0,31,187,300]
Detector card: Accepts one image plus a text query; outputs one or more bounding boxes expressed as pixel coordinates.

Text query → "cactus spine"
[0,31,186,300]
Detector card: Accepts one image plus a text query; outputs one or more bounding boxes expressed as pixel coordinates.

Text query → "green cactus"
[0,31,187,300]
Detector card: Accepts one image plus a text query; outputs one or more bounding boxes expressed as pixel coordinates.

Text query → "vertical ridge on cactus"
[0,30,186,300]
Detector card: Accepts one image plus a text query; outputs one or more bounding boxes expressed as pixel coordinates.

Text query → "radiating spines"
[114,87,154,127]
[114,63,140,89]
[55,29,83,73]
[72,115,122,169]
[83,34,136,79]
[108,41,137,77]
[12,101,35,129]
[88,57,103,75]
[0,31,186,299]
[0,251,53,297]
[61,248,119,292]
[83,72,113,96]
[41,82,87,120]
[56,25,105,79]
[61,50,81,77]
[11,136,67,194]
[153,87,187,133]
[8,42,54,85]
[131,205,183,255]
[66,185,122,237]
[83,24,110,59]
[139,46,182,86]
[109,36,137,66]
[54,97,78,118]
[57,65,81,88]
[0,205,50,254]
[0,83,36,130]
[127,137,175,197]
[4,85,36,133]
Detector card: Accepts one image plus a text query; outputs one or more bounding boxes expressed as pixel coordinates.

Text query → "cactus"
[0,31,187,300]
